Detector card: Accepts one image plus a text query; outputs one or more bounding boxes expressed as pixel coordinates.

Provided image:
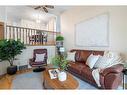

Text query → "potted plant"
[52,55,69,81]
[0,39,26,75]
[56,35,64,41]
[56,35,64,47]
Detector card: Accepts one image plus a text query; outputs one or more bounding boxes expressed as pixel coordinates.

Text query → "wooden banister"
[5,25,60,46]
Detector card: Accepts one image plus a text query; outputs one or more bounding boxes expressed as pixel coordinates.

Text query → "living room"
[0,0,127,95]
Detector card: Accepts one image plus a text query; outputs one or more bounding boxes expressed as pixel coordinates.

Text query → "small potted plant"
[0,39,26,75]
[51,55,68,81]
[56,35,64,47]
[56,35,64,41]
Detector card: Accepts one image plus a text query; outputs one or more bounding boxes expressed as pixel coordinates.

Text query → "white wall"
[0,61,8,75]
[20,19,47,30]
[47,17,56,31]
[61,6,127,59]
[56,15,61,32]
[6,18,21,26]
[0,6,6,22]
[0,46,56,75]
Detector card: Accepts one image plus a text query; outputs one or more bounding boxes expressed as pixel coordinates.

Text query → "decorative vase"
[58,71,67,81]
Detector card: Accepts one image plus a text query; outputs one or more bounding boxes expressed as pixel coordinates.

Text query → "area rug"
[11,72,43,89]
[11,71,123,89]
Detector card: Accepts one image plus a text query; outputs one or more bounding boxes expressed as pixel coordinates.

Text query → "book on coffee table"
[48,69,59,79]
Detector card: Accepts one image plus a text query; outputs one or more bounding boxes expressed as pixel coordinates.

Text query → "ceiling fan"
[34,5,54,13]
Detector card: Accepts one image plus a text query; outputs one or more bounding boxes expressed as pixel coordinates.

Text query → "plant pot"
[58,71,67,81]
[7,65,17,75]
[56,41,63,47]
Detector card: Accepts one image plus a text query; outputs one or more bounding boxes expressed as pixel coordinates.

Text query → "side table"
[122,69,127,89]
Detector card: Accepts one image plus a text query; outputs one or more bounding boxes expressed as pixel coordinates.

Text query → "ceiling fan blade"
[34,6,41,10]
[43,7,48,13]
[45,5,54,9]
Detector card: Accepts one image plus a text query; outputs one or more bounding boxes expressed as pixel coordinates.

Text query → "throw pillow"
[103,51,123,67]
[66,52,76,62]
[35,54,45,62]
[86,54,100,69]
[94,56,112,69]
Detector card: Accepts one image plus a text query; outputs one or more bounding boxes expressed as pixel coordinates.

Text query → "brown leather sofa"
[67,49,124,89]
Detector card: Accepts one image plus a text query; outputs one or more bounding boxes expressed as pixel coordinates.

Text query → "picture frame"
[48,69,59,79]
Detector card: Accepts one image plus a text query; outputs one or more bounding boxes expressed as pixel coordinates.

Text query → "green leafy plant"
[56,35,64,41]
[0,39,26,66]
[52,55,68,71]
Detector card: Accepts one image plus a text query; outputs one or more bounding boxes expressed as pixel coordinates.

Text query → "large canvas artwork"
[75,13,109,47]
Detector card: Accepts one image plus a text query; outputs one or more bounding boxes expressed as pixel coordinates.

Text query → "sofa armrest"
[100,64,124,76]
[29,58,34,62]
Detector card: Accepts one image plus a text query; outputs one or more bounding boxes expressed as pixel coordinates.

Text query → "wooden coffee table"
[42,69,79,89]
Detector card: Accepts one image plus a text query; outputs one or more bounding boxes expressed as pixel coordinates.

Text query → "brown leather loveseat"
[67,49,124,89]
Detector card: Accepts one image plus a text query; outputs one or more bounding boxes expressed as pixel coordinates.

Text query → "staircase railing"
[5,25,60,45]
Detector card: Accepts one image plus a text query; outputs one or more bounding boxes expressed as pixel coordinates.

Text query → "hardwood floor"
[0,69,32,89]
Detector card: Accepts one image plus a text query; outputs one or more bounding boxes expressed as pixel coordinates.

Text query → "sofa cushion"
[94,56,112,68]
[86,54,100,69]
[81,66,96,84]
[35,53,45,62]
[68,62,85,75]
[66,52,76,62]
[75,50,92,63]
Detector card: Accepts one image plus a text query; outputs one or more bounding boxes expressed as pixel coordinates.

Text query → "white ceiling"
[6,6,73,23]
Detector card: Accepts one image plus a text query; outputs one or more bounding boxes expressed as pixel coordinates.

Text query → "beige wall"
[61,6,127,59]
